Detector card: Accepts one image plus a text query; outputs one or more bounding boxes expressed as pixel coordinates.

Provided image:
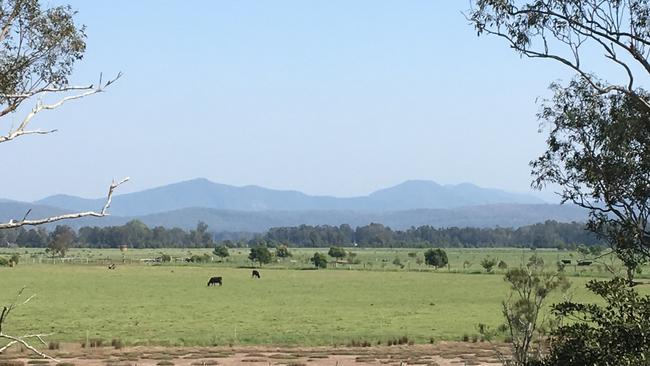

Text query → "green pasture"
[0,262,598,347]
[0,247,647,347]
[4,247,647,279]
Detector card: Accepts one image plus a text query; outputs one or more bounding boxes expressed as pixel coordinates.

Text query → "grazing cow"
[108,263,116,270]
[561,259,572,265]
[577,260,593,266]
[207,276,223,286]
[252,270,261,279]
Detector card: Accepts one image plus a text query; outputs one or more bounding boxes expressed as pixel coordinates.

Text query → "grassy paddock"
[1,262,602,347]
[4,247,647,279]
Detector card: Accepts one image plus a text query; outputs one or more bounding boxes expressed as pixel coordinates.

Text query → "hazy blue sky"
[3,1,581,202]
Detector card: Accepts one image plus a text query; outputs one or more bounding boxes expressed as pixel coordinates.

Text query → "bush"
[213,245,229,259]
[497,260,508,270]
[0,257,10,266]
[541,278,650,365]
[111,338,124,349]
[424,248,448,269]
[480,257,498,273]
[275,245,292,258]
[158,253,171,262]
[249,245,272,266]
[310,252,327,269]
[328,246,346,260]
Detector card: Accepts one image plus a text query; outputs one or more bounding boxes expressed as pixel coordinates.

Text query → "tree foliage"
[480,256,498,273]
[46,225,74,257]
[0,0,86,116]
[531,79,650,283]
[212,245,229,259]
[310,252,327,269]
[327,246,347,260]
[423,248,448,269]
[500,255,570,366]
[541,278,650,365]
[261,221,601,248]
[468,0,650,112]
[275,244,291,258]
[248,245,272,266]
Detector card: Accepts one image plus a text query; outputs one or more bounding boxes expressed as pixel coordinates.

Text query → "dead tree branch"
[0,289,57,361]
[0,177,129,230]
[0,72,122,144]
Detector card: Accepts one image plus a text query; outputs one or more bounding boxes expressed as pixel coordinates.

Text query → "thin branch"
[0,73,122,144]
[0,177,129,230]
[0,334,58,362]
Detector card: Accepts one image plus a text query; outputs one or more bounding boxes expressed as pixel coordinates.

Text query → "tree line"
[0,220,214,252]
[0,219,601,250]
[262,221,601,248]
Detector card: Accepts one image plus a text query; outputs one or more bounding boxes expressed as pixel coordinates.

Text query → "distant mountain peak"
[32,178,545,216]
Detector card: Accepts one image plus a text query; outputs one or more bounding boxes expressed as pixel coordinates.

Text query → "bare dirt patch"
[0,343,508,366]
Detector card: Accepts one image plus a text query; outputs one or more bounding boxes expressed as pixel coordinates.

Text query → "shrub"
[111,338,124,349]
[541,278,650,365]
[497,260,508,270]
[275,245,292,258]
[480,257,498,273]
[310,252,327,269]
[424,248,448,269]
[213,245,229,259]
[328,246,346,260]
[0,257,9,266]
[249,245,272,266]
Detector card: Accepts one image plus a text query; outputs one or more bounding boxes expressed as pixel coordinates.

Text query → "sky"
[2,1,585,202]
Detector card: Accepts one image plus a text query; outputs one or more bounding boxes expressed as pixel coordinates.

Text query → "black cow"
[252,270,261,279]
[577,260,593,266]
[207,276,223,286]
[561,259,572,264]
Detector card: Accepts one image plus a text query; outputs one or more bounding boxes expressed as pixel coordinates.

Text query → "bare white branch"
[0,72,122,144]
[0,333,59,362]
[0,177,130,230]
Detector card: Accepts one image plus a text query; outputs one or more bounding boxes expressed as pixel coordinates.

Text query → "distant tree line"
[0,220,214,250]
[262,221,602,248]
[0,219,601,250]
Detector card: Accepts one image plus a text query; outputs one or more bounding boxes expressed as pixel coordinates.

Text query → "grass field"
[5,247,648,278]
[1,248,648,347]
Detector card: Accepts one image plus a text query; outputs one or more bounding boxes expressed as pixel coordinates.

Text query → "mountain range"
[33,178,545,215]
[0,178,585,232]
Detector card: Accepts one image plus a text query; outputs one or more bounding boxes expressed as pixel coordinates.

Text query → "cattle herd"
[207,270,260,287]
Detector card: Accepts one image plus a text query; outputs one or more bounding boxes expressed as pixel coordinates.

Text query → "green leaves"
[543,278,650,365]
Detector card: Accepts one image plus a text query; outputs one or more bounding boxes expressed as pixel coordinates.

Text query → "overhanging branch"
[0,177,129,230]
